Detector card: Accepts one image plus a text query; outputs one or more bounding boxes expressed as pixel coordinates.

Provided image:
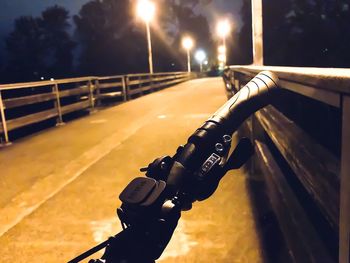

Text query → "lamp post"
[182,36,194,73]
[136,0,156,74]
[216,19,231,66]
[194,50,206,72]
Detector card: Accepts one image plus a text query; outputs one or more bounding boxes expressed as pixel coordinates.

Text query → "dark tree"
[159,0,213,70]
[5,16,46,82]
[230,0,253,65]
[262,0,292,65]
[74,0,213,75]
[262,0,350,67]
[74,0,147,75]
[4,6,75,82]
[287,0,350,67]
[40,6,76,78]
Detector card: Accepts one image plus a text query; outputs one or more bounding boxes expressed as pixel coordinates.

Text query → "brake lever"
[224,137,254,172]
[194,137,254,201]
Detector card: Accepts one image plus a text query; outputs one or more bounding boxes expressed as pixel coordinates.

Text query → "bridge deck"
[0,78,267,262]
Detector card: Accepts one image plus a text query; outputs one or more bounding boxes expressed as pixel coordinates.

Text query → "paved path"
[0,78,265,262]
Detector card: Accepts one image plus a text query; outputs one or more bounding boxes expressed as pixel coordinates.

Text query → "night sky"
[0,0,242,57]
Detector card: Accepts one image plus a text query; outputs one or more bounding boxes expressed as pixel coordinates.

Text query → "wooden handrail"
[0,71,195,145]
[226,66,349,263]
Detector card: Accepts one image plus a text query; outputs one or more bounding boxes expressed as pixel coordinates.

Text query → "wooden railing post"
[88,79,95,111]
[339,95,350,263]
[150,74,154,92]
[138,76,143,96]
[125,75,130,101]
[52,83,64,126]
[95,79,101,106]
[0,90,11,146]
[122,76,128,101]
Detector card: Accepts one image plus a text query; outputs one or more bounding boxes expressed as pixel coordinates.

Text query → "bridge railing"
[224,66,350,263]
[0,71,194,145]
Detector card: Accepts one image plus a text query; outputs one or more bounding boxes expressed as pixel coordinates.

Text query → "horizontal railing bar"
[0,77,96,90]
[59,86,90,98]
[96,92,123,98]
[128,78,152,86]
[230,66,350,95]
[4,93,56,109]
[3,108,58,132]
[279,79,341,108]
[255,140,334,262]
[61,100,90,115]
[126,72,187,78]
[128,76,189,96]
[0,72,189,91]
[98,82,123,89]
[97,75,124,81]
[256,105,340,229]
[152,75,177,82]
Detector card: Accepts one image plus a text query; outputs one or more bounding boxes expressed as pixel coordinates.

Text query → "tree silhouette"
[5,16,45,82]
[230,0,253,65]
[74,0,213,75]
[262,0,350,67]
[4,5,75,82]
[158,0,213,70]
[40,6,76,78]
[74,0,147,75]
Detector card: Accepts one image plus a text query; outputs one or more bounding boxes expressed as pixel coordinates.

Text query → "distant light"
[40,77,44,80]
[50,78,55,81]
[204,60,208,65]
[218,45,226,54]
[218,54,226,62]
[195,50,206,63]
[182,36,194,50]
[136,0,156,23]
[216,19,231,38]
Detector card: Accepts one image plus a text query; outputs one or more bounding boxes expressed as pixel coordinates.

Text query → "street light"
[136,0,156,74]
[182,36,194,73]
[194,49,206,72]
[216,19,231,65]
[218,45,226,54]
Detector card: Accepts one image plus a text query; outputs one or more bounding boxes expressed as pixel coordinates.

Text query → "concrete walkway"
[0,78,265,262]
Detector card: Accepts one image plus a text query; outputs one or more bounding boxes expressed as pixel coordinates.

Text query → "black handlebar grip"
[208,71,279,135]
[166,71,279,195]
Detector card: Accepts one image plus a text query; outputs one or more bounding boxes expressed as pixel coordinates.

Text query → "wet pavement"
[0,78,266,262]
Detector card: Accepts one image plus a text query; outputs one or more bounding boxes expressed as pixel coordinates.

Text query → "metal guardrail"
[0,72,194,145]
[224,66,350,263]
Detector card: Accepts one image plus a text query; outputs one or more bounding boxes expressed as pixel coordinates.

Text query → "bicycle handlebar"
[68,71,279,263]
[166,71,279,193]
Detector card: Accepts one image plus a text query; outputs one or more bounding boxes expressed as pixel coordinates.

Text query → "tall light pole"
[136,0,156,74]
[216,19,231,66]
[182,36,194,73]
[251,0,264,65]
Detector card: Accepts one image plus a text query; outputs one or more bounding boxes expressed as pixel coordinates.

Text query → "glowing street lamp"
[216,19,231,65]
[182,36,194,73]
[136,0,156,74]
[195,49,206,72]
[218,45,226,54]
[218,54,226,63]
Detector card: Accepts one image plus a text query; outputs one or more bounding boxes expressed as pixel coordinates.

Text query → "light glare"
[216,19,231,38]
[195,50,206,63]
[218,45,226,54]
[218,54,226,62]
[182,37,194,50]
[137,0,156,23]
